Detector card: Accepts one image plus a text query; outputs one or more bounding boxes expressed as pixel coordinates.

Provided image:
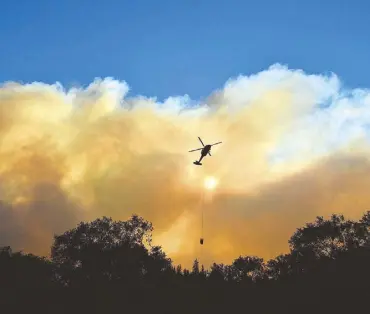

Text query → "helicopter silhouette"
[188,137,222,165]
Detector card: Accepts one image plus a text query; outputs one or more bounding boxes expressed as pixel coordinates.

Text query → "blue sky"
[1,0,369,101]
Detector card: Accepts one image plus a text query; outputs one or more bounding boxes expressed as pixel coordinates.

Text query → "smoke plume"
[1,64,370,267]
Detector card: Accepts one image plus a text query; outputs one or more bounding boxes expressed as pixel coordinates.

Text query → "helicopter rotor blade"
[210,141,222,146]
[189,148,203,152]
[198,137,205,147]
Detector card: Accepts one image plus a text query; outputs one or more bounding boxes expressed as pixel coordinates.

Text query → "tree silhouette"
[266,253,293,280]
[286,212,370,277]
[192,258,200,275]
[50,215,171,287]
[0,247,54,289]
[208,263,227,283]
[230,255,265,283]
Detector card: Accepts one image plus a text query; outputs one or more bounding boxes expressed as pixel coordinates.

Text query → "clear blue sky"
[1,0,369,101]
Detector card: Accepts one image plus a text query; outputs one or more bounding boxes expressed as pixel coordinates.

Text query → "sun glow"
[204,176,218,190]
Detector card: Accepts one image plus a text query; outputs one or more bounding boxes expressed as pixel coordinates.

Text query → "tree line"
[1,211,370,313]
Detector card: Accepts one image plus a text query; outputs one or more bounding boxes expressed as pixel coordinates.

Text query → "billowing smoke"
[1,64,370,268]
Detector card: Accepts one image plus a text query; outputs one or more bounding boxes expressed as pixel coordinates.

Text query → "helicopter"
[188,137,222,165]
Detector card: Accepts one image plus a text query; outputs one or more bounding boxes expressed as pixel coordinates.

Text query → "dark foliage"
[1,211,370,313]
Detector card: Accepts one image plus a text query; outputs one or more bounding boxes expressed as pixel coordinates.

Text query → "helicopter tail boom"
[189,148,203,152]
